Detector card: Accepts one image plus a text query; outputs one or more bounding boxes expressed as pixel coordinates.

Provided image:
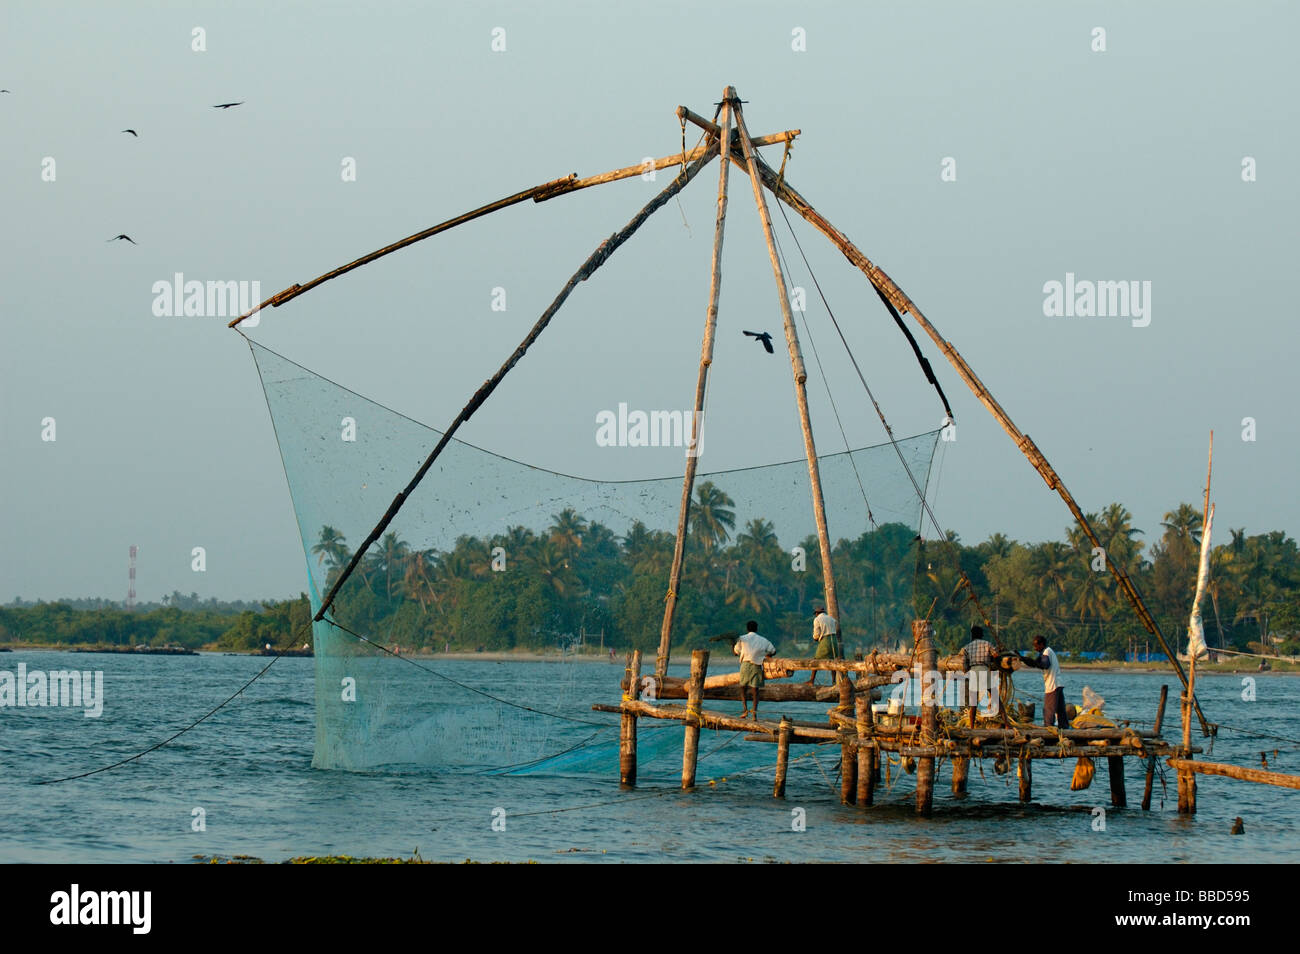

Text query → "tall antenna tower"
[126,545,137,611]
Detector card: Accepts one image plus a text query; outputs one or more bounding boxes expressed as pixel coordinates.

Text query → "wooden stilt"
[855,694,873,807]
[1141,685,1168,810]
[1018,756,1032,803]
[733,100,840,627]
[952,757,969,796]
[1179,662,1198,814]
[840,737,857,806]
[620,650,642,789]
[1107,756,1127,808]
[681,649,709,790]
[774,718,791,798]
[656,90,734,679]
[914,621,937,815]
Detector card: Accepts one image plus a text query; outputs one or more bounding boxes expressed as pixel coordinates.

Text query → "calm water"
[1,649,1296,863]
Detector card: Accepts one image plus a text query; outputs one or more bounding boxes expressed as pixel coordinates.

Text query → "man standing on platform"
[1020,634,1067,729]
[959,624,998,726]
[733,620,776,720]
[807,605,840,686]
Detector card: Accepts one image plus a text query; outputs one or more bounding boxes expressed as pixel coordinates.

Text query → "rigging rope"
[772,199,995,635]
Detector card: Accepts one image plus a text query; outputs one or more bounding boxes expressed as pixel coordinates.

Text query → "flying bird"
[107,234,136,244]
[121,129,138,137]
[212,102,244,109]
[743,330,775,354]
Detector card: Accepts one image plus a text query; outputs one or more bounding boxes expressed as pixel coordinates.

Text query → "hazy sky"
[3,1,1296,603]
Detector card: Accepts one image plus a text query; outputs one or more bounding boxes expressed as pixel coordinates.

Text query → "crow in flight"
[743,330,774,354]
[212,102,244,109]
[121,129,138,136]
[107,234,136,244]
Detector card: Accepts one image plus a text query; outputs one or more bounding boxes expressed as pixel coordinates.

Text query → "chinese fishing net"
[247,339,940,777]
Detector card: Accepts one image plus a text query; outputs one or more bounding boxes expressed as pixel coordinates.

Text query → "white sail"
[1186,502,1214,660]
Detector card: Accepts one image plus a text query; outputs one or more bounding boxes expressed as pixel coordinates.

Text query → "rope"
[772,200,994,634]
[37,621,315,784]
[769,216,877,528]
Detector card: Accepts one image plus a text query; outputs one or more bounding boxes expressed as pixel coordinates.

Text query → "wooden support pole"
[1107,756,1127,808]
[914,620,937,815]
[855,693,873,807]
[733,97,840,627]
[682,649,709,790]
[656,90,734,679]
[620,650,642,789]
[1178,660,1196,813]
[840,736,857,806]
[1142,685,1169,810]
[952,757,970,797]
[1018,755,1032,803]
[774,718,792,799]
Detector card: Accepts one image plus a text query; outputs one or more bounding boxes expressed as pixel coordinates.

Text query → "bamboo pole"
[656,90,733,679]
[1142,685,1169,810]
[774,718,792,798]
[732,97,839,627]
[620,650,642,789]
[311,140,720,622]
[1168,758,1300,790]
[738,151,1209,734]
[915,620,937,815]
[682,650,709,789]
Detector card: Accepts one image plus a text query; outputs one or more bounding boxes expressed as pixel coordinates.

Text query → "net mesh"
[247,339,940,773]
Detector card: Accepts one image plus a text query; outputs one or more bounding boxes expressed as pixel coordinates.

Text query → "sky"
[2,0,1296,603]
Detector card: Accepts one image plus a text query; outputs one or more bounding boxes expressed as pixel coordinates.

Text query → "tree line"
[3,486,1296,657]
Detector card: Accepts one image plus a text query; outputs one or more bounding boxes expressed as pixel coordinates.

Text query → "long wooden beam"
[656,88,734,679]
[733,96,840,627]
[228,126,797,328]
[729,145,1209,734]
[1167,758,1300,790]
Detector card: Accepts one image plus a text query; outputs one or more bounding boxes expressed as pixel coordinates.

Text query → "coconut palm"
[689,481,735,552]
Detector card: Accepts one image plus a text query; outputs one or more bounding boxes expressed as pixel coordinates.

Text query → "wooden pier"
[595,621,1210,814]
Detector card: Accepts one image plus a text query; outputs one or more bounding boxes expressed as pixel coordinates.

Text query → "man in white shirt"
[733,620,776,720]
[1020,634,1068,729]
[807,606,841,686]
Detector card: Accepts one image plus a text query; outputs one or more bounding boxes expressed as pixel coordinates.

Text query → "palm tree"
[311,526,349,569]
[690,481,735,551]
[525,538,583,599]
[549,508,588,556]
[1161,503,1203,549]
[375,532,411,600]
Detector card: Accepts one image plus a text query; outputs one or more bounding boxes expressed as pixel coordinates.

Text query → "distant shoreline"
[1,644,1295,674]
